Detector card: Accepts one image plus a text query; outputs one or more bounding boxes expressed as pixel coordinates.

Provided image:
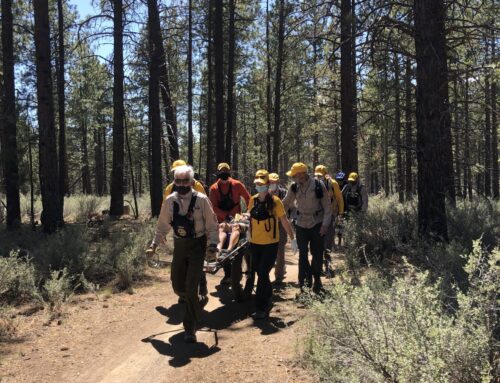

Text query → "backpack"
[345,185,363,212]
[171,194,198,238]
[291,179,324,199]
[250,194,277,239]
[218,182,237,211]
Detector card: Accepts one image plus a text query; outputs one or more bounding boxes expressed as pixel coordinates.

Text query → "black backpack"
[291,179,324,199]
[171,194,197,238]
[218,182,237,211]
[250,194,277,239]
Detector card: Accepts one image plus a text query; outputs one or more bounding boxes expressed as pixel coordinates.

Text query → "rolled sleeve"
[203,198,220,245]
[152,197,172,246]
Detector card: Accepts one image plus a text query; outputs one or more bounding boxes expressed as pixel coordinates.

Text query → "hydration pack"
[250,194,277,239]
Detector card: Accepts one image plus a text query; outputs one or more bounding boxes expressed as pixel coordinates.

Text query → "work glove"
[291,238,298,255]
[205,245,218,262]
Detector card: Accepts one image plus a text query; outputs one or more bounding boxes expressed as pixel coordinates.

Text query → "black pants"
[171,236,206,332]
[296,223,324,290]
[250,243,278,311]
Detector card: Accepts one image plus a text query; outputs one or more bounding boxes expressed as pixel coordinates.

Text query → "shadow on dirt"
[142,331,221,368]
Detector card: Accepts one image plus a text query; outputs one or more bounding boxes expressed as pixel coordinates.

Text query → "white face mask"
[255,184,269,193]
[269,184,278,192]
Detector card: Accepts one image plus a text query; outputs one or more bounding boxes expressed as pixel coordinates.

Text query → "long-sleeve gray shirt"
[152,190,219,246]
[282,176,332,229]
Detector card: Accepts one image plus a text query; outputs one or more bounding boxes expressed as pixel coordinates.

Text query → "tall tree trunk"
[34,0,63,233]
[340,0,358,172]
[103,126,108,194]
[148,0,163,216]
[225,0,236,163]
[312,20,319,168]
[205,0,215,183]
[394,53,404,203]
[81,114,92,194]
[56,0,68,207]
[492,34,499,199]
[110,0,125,216]
[404,57,413,200]
[187,0,194,164]
[265,0,272,169]
[1,0,21,229]
[152,5,178,163]
[464,74,473,199]
[452,73,461,198]
[413,0,450,241]
[484,59,492,197]
[273,0,285,171]
[94,128,104,195]
[214,0,225,165]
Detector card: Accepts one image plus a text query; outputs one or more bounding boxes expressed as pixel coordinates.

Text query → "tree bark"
[110,0,125,216]
[1,0,21,229]
[464,73,473,199]
[153,4,178,163]
[225,0,236,163]
[214,0,225,165]
[492,34,499,199]
[340,0,358,172]
[56,0,68,206]
[206,0,215,183]
[34,0,63,233]
[273,0,285,171]
[484,64,491,197]
[148,0,163,217]
[404,57,413,200]
[265,0,272,170]
[81,114,92,194]
[413,0,450,241]
[394,53,404,203]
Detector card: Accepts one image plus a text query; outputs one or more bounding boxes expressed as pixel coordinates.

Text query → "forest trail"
[0,252,328,383]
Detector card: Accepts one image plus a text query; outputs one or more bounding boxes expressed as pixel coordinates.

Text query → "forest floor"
[0,248,346,383]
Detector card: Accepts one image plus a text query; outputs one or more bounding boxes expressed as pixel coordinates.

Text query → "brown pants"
[171,235,207,332]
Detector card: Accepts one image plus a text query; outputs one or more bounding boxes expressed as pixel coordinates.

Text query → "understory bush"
[343,195,500,284]
[0,218,159,306]
[301,241,499,382]
[0,251,39,304]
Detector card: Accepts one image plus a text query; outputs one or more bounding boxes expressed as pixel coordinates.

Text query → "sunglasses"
[174,178,191,185]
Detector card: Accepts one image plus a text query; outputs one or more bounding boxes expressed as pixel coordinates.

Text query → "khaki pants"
[274,223,287,281]
[171,235,207,332]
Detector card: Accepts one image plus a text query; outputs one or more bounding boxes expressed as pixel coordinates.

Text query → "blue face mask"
[255,184,269,193]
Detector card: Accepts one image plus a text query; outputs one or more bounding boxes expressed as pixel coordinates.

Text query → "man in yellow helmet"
[343,172,368,213]
[162,160,209,301]
[283,162,332,294]
[314,165,344,277]
[163,160,206,202]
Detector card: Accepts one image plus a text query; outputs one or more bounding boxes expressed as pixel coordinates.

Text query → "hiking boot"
[220,276,231,285]
[184,331,197,343]
[253,310,269,320]
[200,294,209,309]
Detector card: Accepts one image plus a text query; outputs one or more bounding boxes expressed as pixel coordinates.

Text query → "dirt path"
[0,252,329,383]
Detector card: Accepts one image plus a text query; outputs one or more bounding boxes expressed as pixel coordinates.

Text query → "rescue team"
[147,161,368,343]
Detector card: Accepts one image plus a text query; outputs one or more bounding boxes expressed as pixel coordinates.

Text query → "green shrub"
[0,251,39,304]
[43,268,73,313]
[33,225,91,279]
[111,220,156,290]
[74,195,104,222]
[301,246,497,382]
